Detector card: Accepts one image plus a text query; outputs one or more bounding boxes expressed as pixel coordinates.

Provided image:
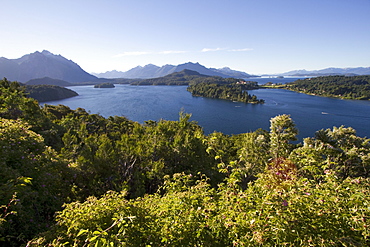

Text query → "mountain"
[279,67,370,76]
[94,62,254,79]
[92,70,127,79]
[210,67,252,78]
[0,50,97,83]
[131,69,209,85]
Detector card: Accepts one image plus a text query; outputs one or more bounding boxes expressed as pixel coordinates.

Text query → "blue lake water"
[45,83,370,140]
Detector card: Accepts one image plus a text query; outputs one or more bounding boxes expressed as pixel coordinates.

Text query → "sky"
[1,0,370,75]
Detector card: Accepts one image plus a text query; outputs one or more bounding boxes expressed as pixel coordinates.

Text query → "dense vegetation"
[187,82,264,104]
[284,75,370,100]
[94,82,115,88]
[25,84,78,102]
[1,78,369,246]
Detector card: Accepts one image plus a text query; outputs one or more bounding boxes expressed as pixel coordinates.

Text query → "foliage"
[94,83,115,88]
[284,75,370,100]
[187,82,264,104]
[0,78,369,246]
[25,84,78,102]
[0,118,71,246]
[290,126,370,181]
[30,173,370,246]
[269,114,298,158]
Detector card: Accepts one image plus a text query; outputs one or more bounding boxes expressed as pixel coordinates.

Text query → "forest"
[0,78,369,246]
[94,83,115,88]
[187,82,263,104]
[284,75,370,100]
[24,84,78,102]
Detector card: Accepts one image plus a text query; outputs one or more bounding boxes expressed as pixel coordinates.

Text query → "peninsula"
[282,75,370,100]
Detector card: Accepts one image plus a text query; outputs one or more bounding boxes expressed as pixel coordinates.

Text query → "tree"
[269,114,298,158]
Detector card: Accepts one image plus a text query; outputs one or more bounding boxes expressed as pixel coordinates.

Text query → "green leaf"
[77,229,88,237]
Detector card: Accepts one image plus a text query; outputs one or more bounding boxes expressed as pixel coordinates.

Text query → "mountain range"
[0,50,97,83]
[1,50,369,84]
[277,67,370,76]
[93,63,255,79]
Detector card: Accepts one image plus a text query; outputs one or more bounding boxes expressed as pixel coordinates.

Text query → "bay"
[45,84,370,140]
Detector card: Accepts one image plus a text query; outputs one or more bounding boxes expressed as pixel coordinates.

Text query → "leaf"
[89,236,98,242]
[77,229,88,237]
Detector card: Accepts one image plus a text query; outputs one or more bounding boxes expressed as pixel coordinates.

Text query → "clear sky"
[1,0,369,75]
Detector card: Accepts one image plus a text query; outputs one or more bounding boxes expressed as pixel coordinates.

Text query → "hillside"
[130,69,209,85]
[25,84,78,102]
[187,82,263,104]
[0,50,97,83]
[284,75,370,100]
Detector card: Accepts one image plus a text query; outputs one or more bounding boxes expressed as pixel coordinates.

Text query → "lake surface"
[45,83,370,140]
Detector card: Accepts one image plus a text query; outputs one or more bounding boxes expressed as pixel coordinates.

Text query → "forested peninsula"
[94,82,115,88]
[187,81,264,104]
[283,75,370,100]
[1,78,369,246]
[25,84,78,102]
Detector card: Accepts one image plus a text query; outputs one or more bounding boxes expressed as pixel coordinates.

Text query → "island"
[187,82,264,104]
[94,82,115,88]
[25,84,78,102]
[282,75,370,100]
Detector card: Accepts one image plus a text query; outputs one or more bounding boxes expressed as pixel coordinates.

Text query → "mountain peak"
[0,51,97,83]
[41,50,54,56]
[94,62,253,79]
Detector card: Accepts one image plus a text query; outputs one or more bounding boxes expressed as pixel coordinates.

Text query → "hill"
[130,69,208,85]
[25,77,73,86]
[0,50,97,83]
[94,62,255,79]
[284,75,370,100]
[94,82,115,88]
[25,84,78,102]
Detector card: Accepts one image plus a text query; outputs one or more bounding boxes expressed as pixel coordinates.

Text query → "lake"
[45,83,370,140]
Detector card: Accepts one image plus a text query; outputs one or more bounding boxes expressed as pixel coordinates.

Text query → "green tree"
[269,114,298,158]
[0,118,71,246]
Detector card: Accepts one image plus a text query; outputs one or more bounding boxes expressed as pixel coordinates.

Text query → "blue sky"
[1,0,369,74]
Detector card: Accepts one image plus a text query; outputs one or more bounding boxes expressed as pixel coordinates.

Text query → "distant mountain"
[279,67,370,76]
[0,50,97,83]
[210,67,252,78]
[131,69,209,85]
[94,62,255,79]
[93,70,127,79]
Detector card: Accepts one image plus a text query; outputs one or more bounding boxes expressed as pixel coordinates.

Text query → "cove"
[45,84,370,140]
